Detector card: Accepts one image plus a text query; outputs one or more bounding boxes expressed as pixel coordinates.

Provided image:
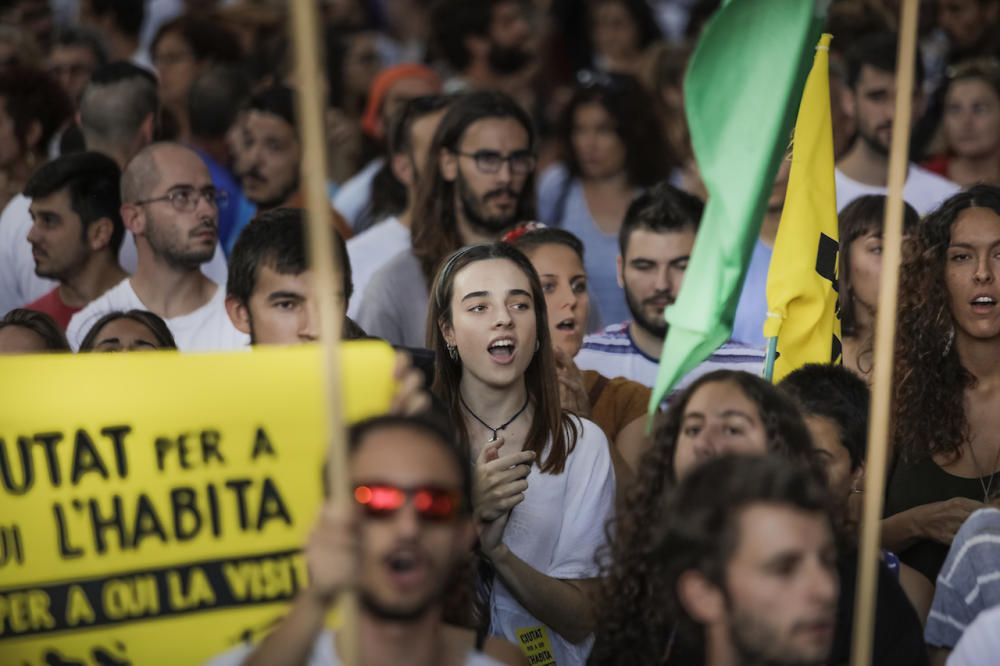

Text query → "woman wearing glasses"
[427,242,615,666]
[538,73,670,327]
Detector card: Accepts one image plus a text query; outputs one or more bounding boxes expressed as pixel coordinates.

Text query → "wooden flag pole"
[849,1,919,664]
[288,2,358,665]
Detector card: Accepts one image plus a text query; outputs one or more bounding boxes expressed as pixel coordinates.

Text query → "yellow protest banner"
[0,342,395,665]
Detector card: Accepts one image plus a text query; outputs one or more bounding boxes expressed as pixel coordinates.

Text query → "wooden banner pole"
[288,2,358,665]
[849,1,919,664]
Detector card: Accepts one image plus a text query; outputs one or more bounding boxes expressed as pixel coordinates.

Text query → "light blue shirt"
[731,239,773,349]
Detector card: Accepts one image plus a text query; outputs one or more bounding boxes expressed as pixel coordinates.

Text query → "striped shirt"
[574,321,766,393]
[926,508,1000,649]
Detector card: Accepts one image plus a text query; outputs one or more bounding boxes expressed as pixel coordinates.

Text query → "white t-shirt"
[834,165,961,215]
[490,417,616,666]
[206,628,503,666]
[345,216,410,320]
[66,278,249,352]
[332,158,384,230]
[0,194,229,316]
[947,603,1000,666]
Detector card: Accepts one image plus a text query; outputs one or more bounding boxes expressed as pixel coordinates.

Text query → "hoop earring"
[534,340,540,353]
[447,344,459,362]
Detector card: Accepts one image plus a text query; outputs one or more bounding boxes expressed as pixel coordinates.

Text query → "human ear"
[677,570,726,624]
[225,295,252,335]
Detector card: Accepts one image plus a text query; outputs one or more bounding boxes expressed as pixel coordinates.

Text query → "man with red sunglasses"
[210,415,524,666]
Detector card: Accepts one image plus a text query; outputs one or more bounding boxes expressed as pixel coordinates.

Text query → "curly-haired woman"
[885,185,1000,585]
[590,370,820,664]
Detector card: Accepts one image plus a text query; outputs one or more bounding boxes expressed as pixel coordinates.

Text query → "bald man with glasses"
[66,142,249,351]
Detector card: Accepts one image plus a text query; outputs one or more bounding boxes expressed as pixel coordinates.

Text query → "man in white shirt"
[67,143,248,351]
[0,63,226,316]
[576,182,764,391]
[208,415,516,666]
[347,95,451,319]
[835,32,960,214]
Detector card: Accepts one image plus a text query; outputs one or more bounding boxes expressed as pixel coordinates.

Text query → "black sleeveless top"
[884,454,989,582]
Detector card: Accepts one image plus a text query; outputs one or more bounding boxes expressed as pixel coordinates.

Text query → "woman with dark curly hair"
[589,369,819,664]
[884,184,1000,585]
[538,73,670,326]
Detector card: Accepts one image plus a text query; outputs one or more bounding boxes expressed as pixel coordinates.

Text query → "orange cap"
[361,63,442,140]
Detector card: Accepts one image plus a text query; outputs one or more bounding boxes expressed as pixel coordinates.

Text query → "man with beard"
[575,182,763,391]
[655,455,839,666]
[836,32,959,214]
[235,85,353,244]
[357,90,537,347]
[429,0,534,95]
[66,143,248,351]
[22,152,127,330]
[207,414,523,666]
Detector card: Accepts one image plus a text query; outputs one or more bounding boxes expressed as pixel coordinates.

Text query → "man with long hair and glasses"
[67,142,248,351]
[357,90,538,348]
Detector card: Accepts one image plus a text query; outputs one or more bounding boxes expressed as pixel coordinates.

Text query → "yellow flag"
[763,33,842,382]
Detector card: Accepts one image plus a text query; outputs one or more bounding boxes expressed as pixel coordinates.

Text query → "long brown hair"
[894,185,1000,462]
[427,242,577,473]
[590,370,820,664]
[410,91,537,286]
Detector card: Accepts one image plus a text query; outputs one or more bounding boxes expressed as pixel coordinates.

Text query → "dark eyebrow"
[96,338,122,346]
[508,289,532,299]
[267,290,305,301]
[461,290,489,302]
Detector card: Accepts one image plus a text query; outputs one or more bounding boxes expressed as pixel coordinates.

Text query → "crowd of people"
[3,0,1000,664]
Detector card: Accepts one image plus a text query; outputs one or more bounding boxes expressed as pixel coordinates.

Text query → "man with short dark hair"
[357,90,537,347]
[225,208,355,345]
[836,32,959,213]
[46,26,107,106]
[347,95,451,319]
[66,142,248,351]
[23,152,127,329]
[665,455,839,666]
[208,414,517,666]
[233,84,352,244]
[575,182,764,390]
[78,0,150,69]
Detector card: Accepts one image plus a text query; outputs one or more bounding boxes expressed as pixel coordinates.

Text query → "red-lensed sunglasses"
[353,484,463,522]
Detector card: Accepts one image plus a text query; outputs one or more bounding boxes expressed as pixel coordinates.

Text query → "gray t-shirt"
[356,249,429,348]
[926,508,1000,648]
[206,628,504,666]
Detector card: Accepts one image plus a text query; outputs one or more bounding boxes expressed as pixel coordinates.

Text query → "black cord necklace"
[459,394,530,442]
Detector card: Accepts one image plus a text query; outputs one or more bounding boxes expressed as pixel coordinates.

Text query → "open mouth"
[971,295,997,313]
[488,337,516,363]
[384,549,427,587]
[555,317,576,332]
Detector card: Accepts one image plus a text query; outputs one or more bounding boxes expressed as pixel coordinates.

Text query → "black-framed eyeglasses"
[134,186,228,212]
[454,150,537,175]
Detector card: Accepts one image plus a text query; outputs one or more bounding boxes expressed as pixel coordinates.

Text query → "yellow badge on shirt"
[515,625,557,665]
[0,342,394,665]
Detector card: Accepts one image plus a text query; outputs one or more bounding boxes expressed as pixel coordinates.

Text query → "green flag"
[649,0,821,412]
